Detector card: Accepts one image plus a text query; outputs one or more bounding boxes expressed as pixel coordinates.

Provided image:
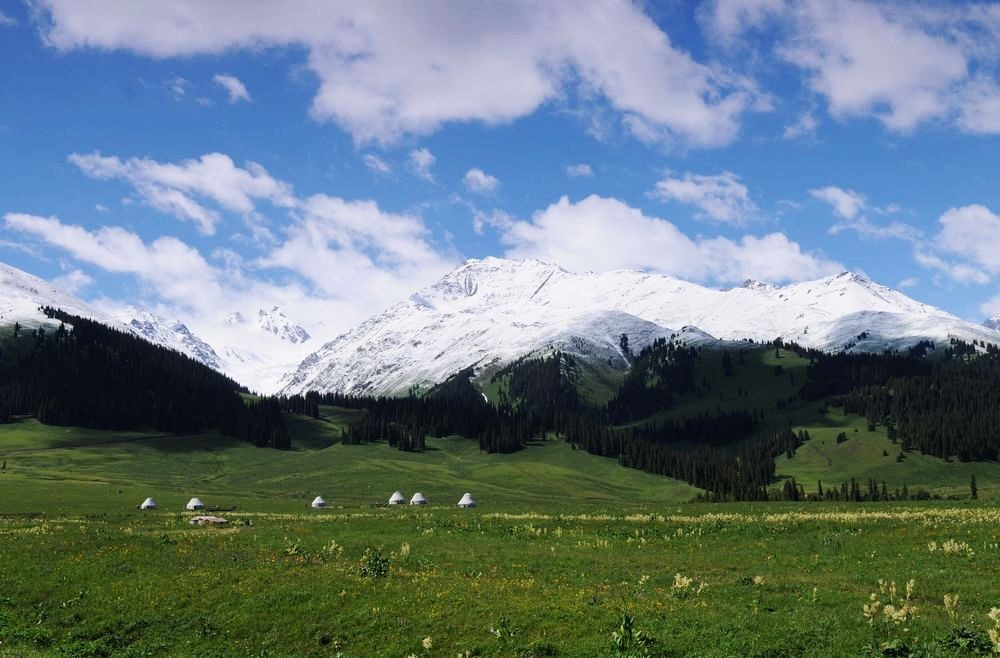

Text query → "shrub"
[359,547,390,578]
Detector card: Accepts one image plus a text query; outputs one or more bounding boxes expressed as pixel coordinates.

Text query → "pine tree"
[970,474,978,500]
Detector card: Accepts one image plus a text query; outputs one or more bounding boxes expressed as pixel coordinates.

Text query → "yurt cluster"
[137,492,477,511]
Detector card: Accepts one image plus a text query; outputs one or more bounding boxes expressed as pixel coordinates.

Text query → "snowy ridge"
[121,307,223,370]
[281,257,1000,396]
[0,262,126,332]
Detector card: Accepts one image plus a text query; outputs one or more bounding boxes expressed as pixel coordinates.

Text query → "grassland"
[2,405,1000,656]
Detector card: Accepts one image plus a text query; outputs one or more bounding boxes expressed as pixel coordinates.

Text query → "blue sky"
[2,0,1000,337]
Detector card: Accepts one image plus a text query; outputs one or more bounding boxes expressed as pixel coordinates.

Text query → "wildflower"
[753,576,766,586]
[943,593,959,621]
[422,636,433,650]
[399,542,411,558]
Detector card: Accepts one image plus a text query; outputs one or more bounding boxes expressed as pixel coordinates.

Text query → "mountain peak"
[256,306,310,344]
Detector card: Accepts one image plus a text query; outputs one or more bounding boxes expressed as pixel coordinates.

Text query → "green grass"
[2,362,1000,656]
[776,408,1000,499]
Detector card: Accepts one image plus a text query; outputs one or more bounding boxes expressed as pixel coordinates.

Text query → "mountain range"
[3,258,1000,396]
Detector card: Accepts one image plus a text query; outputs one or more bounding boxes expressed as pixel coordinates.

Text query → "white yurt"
[185,497,205,510]
[311,496,327,508]
[456,492,477,508]
[388,491,406,505]
[139,497,157,510]
[409,492,427,505]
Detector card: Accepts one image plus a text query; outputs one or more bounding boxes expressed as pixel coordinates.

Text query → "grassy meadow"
[1,403,1000,657]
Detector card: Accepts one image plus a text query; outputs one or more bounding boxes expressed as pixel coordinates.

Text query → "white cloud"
[566,164,593,178]
[52,268,94,294]
[4,212,226,309]
[708,0,1000,135]
[652,170,759,225]
[34,1,766,146]
[94,203,109,213]
[913,248,989,285]
[212,73,251,103]
[498,195,841,284]
[828,216,921,242]
[362,153,392,176]
[5,195,456,333]
[782,112,818,140]
[703,0,784,43]
[165,74,190,101]
[68,151,295,234]
[463,168,500,194]
[0,10,18,27]
[897,277,919,290]
[258,194,454,312]
[956,75,1000,134]
[812,185,920,241]
[408,148,435,182]
[810,186,866,220]
[934,204,1000,276]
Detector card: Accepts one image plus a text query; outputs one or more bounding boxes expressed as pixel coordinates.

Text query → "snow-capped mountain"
[281,257,1000,396]
[0,262,125,331]
[121,307,223,370]
[256,307,310,344]
[985,315,1000,331]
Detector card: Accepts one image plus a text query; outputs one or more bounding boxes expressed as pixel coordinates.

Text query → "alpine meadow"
[3,1,1000,657]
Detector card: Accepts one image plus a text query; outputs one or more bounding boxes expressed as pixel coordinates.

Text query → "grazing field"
[2,413,1000,656]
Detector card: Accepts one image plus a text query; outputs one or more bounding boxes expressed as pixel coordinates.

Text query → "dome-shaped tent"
[185,497,205,510]
[311,496,327,508]
[409,492,427,505]
[388,491,405,505]
[456,492,477,508]
[139,497,156,510]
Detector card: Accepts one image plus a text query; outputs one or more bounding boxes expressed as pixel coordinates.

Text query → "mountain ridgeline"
[0,309,290,448]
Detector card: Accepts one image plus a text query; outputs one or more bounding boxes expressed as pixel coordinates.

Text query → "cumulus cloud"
[0,10,18,27]
[934,204,1000,276]
[408,148,435,182]
[33,1,765,147]
[212,73,251,103]
[498,195,841,284]
[362,153,392,176]
[566,164,593,177]
[652,170,759,225]
[260,194,454,312]
[68,151,295,234]
[707,0,1000,135]
[463,168,500,194]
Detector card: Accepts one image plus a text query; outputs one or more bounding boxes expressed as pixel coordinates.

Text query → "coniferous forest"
[0,309,289,448]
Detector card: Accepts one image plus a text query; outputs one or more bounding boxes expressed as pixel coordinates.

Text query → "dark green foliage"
[607,337,698,424]
[0,308,288,448]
